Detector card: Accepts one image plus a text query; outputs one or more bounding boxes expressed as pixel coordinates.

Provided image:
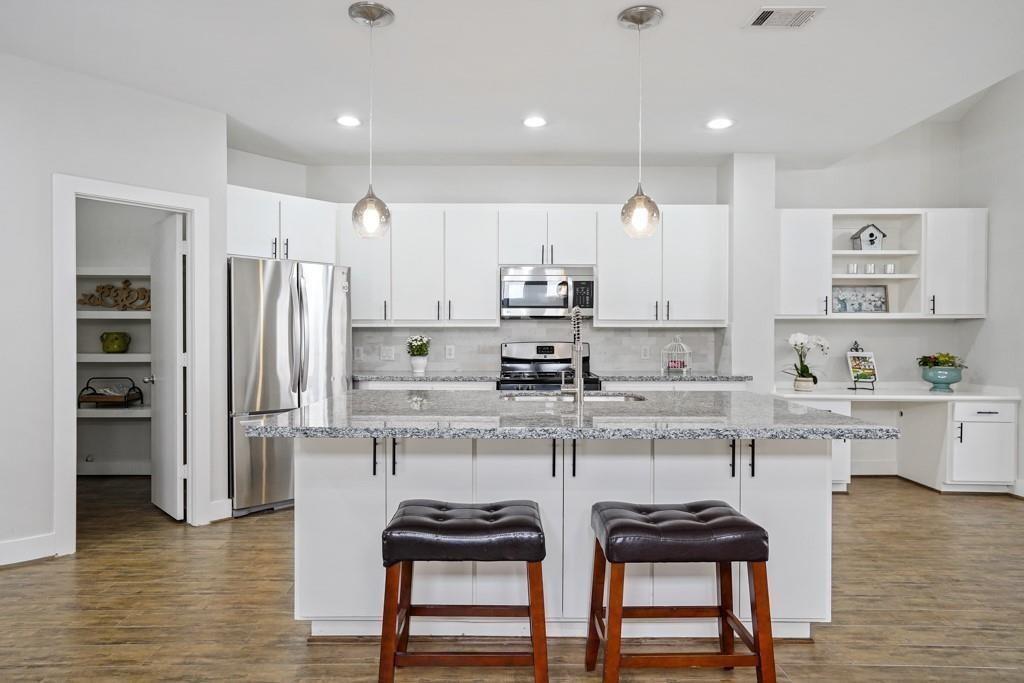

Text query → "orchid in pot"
[406,335,431,375]
[784,333,829,392]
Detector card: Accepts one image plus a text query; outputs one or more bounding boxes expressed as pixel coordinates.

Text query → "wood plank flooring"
[1,476,1022,681]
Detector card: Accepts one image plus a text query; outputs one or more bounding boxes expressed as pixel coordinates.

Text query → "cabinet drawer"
[953,402,1016,422]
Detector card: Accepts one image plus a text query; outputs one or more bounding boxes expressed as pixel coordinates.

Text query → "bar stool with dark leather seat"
[378,499,549,683]
[585,500,777,683]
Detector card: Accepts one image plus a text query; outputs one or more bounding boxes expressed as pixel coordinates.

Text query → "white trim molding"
[0,533,57,566]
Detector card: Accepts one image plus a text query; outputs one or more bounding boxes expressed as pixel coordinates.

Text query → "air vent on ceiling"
[748,6,822,28]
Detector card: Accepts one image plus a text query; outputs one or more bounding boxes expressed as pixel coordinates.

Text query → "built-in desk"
[775,382,1021,494]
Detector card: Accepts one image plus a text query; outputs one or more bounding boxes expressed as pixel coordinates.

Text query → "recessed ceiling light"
[706,117,734,130]
[523,115,547,128]
[336,115,361,127]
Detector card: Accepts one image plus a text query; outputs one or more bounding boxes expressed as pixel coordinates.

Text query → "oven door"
[500,275,570,318]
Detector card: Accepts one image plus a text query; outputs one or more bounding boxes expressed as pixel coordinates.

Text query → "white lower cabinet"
[950,403,1017,484]
[787,399,852,491]
[475,439,564,616]
[386,438,475,605]
[562,439,653,620]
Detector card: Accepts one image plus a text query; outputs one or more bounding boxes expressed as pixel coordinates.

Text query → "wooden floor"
[1,477,1022,681]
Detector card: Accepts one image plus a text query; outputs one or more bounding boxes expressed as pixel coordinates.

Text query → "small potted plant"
[783,333,829,392]
[917,353,966,393]
[406,335,431,375]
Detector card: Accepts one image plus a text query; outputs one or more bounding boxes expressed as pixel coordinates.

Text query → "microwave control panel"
[572,281,594,309]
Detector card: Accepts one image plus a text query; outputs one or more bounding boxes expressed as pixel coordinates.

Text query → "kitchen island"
[245,389,898,639]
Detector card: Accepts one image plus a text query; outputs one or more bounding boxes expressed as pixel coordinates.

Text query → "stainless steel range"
[497,341,602,392]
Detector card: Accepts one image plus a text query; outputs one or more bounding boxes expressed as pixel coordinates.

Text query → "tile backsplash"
[354,322,728,374]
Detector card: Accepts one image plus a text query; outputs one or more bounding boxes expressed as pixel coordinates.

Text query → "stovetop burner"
[497,341,601,391]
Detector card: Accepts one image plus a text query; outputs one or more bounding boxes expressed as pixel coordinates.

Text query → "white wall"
[957,70,1024,488]
[0,54,228,563]
[307,164,717,204]
[227,148,307,196]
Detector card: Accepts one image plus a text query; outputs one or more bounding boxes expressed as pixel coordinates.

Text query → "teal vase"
[921,366,962,393]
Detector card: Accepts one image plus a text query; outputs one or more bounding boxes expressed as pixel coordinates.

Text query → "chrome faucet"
[566,306,585,418]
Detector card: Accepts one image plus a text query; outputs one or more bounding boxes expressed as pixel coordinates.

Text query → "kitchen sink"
[500,392,647,402]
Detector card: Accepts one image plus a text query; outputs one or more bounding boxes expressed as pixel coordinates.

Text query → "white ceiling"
[2,0,1023,168]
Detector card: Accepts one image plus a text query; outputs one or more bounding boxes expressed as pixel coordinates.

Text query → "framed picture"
[847,352,878,383]
[831,285,889,314]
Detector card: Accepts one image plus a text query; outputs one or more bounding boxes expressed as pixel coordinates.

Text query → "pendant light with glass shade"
[618,5,663,238]
[349,2,394,238]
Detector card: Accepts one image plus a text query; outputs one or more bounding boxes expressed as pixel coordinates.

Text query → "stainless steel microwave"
[500,266,595,319]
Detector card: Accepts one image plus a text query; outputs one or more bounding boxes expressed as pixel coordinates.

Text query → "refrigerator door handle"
[288,269,301,394]
[299,272,311,393]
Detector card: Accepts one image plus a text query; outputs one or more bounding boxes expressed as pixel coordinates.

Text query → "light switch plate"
[640,345,651,360]
[445,345,456,360]
[380,345,396,361]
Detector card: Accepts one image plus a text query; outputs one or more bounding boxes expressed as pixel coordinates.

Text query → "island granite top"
[244,389,899,441]
[352,371,752,383]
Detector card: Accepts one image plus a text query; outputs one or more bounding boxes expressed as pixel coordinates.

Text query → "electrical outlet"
[354,346,365,361]
[380,345,396,361]
[445,345,456,360]
[640,345,651,360]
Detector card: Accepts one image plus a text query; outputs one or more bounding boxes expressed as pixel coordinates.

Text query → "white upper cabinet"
[336,205,390,323]
[661,205,729,323]
[596,206,662,322]
[279,196,337,263]
[498,208,548,264]
[778,210,832,316]
[227,185,281,259]
[390,205,446,322]
[547,207,597,264]
[925,209,987,317]
[444,206,499,324]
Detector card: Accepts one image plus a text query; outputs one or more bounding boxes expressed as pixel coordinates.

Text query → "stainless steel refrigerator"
[228,256,351,516]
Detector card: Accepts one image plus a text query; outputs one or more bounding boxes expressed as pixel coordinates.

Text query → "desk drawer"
[953,402,1016,423]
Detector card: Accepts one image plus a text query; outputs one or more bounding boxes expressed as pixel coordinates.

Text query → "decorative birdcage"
[661,336,692,376]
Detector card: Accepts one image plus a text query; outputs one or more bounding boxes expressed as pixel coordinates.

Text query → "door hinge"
[179,352,189,366]
[178,464,189,479]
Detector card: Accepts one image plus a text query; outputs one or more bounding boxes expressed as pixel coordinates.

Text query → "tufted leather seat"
[382,499,546,567]
[591,500,769,564]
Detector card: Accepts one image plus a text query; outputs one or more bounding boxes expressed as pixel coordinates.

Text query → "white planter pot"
[793,377,815,392]
[410,356,428,375]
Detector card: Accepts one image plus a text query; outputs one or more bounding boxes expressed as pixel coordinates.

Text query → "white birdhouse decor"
[850,223,887,250]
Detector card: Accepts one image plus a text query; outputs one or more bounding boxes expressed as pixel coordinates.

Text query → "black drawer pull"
[976,411,1000,415]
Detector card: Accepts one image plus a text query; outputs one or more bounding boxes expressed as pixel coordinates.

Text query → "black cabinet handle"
[824,296,829,315]
[383,300,387,320]
[654,301,659,321]
[729,439,737,478]
[448,300,452,320]
[571,439,577,477]
[551,439,557,477]
[666,300,670,320]
[748,440,756,477]
[976,411,999,415]
[958,423,964,443]
[437,300,440,320]
[930,295,936,314]
[391,438,397,475]
[541,244,545,264]
[372,437,378,476]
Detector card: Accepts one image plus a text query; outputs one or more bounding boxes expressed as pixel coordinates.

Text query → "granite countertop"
[352,371,752,383]
[244,389,899,441]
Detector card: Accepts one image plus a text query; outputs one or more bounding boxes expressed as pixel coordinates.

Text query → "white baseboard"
[851,459,898,476]
[77,461,151,476]
[1015,479,1024,497]
[208,498,233,522]
[0,532,56,566]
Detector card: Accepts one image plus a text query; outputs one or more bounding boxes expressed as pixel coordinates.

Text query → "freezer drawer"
[232,416,295,514]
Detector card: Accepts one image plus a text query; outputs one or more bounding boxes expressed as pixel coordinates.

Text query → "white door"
[950,421,1016,484]
[226,185,280,259]
[563,439,653,620]
[498,207,548,264]
[926,209,988,316]
[661,205,729,323]
[738,440,831,622]
[596,207,662,322]
[547,207,597,264]
[390,205,445,322]
[778,210,832,316]
[279,196,337,263]
[336,206,390,323]
[387,439,475,604]
[475,440,563,616]
[150,213,186,520]
[444,206,499,323]
[652,440,740,608]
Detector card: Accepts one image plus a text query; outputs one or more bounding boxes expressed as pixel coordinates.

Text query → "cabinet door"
[444,206,499,323]
[926,209,987,316]
[390,206,445,322]
[227,185,280,259]
[547,207,597,264]
[596,207,662,322]
[295,438,386,619]
[386,438,475,604]
[652,440,740,608]
[475,440,563,616]
[738,440,831,622]
[498,207,548,264]
[279,196,338,263]
[336,207,390,323]
[661,205,729,323]
[950,421,1016,484]
[778,210,832,316]
[563,439,653,620]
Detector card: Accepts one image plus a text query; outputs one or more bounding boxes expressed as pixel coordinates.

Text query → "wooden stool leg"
[602,562,626,683]
[378,563,402,683]
[717,561,735,668]
[748,561,777,683]
[584,540,607,672]
[396,560,414,652]
[526,561,549,683]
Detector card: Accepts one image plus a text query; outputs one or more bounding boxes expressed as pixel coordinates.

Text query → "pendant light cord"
[368,19,375,186]
[636,24,643,187]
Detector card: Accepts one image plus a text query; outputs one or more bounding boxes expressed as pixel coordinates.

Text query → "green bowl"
[922,366,962,393]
